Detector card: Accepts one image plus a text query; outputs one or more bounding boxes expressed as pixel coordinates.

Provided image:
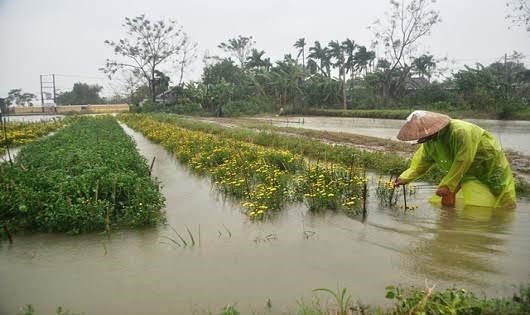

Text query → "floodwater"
[256,116,530,155]
[1,123,529,314]
[3,114,63,122]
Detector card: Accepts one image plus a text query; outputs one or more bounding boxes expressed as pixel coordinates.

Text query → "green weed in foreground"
[383,284,530,315]
[312,287,353,315]
[16,283,530,314]
[299,284,530,315]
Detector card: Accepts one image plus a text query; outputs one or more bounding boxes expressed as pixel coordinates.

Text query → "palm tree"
[308,41,331,77]
[294,38,307,74]
[342,39,357,108]
[306,59,319,75]
[354,46,376,76]
[246,49,271,71]
[328,40,347,109]
[412,54,436,82]
[342,39,356,80]
[268,55,304,107]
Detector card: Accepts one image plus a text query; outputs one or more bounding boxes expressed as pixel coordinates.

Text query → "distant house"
[156,86,182,105]
[404,77,430,90]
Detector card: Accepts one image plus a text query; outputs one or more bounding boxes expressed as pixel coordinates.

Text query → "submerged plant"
[313,287,352,315]
[296,164,366,214]
[161,224,199,248]
[220,304,240,315]
[375,175,419,212]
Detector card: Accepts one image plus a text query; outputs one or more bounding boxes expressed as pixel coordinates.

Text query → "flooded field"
[1,121,529,314]
[257,116,530,155]
[4,114,63,122]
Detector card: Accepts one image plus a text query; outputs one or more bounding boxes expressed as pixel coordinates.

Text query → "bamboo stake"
[403,185,408,212]
[149,156,156,175]
[362,169,367,218]
[3,224,13,244]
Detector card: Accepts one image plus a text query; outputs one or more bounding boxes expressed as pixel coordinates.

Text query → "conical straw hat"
[397,110,450,141]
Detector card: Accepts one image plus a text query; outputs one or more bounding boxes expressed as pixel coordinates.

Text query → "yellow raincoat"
[399,119,516,209]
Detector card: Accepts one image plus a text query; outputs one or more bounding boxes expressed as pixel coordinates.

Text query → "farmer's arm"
[398,145,435,184]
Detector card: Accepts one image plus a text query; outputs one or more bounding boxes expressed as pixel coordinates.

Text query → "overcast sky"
[0,0,529,100]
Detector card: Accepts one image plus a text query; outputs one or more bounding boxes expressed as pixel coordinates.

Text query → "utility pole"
[40,75,44,105]
[504,53,509,99]
[39,74,57,106]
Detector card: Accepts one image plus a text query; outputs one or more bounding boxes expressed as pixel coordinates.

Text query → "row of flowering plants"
[0,116,165,235]
[0,118,64,155]
[119,114,367,220]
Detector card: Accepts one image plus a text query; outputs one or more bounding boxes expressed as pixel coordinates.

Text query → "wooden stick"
[403,185,408,212]
[3,224,13,244]
[149,156,156,175]
[362,169,367,217]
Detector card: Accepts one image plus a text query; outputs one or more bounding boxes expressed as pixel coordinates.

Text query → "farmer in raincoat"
[393,110,516,209]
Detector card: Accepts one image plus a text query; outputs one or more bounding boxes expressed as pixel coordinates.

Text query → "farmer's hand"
[436,186,455,207]
[436,186,450,197]
[393,178,406,188]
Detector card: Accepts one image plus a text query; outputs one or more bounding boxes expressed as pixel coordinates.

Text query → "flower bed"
[0,119,64,155]
[120,114,367,219]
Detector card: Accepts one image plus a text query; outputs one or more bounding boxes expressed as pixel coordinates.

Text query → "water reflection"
[407,206,514,285]
[5,114,63,122]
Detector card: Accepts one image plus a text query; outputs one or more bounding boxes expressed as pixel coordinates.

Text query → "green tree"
[308,41,331,77]
[303,74,341,107]
[246,49,271,72]
[6,89,36,106]
[101,15,189,102]
[294,38,307,75]
[353,45,376,76]
[56,82,103,105]
[153,70,170,96]
[6,89,22,106]
[328,40,348,109]
[412,54,436,81]
[267,54,304,107]
[342,39,357,79]
[202,58,253,111]
[218,35,256,67]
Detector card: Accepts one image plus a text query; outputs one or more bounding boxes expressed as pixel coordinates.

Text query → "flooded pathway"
[1,123,529,314]
[256,116,530,155]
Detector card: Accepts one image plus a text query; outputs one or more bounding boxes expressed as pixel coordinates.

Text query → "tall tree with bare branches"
[101,15,189,102]
[369,0,441,105]
[218,35,255,67]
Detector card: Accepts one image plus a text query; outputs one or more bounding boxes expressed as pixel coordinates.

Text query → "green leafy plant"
[313,287,352,315]
[1,116,165,236]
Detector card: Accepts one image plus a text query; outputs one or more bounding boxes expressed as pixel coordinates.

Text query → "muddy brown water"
[256,116,530,155]
[1,122,529,314]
